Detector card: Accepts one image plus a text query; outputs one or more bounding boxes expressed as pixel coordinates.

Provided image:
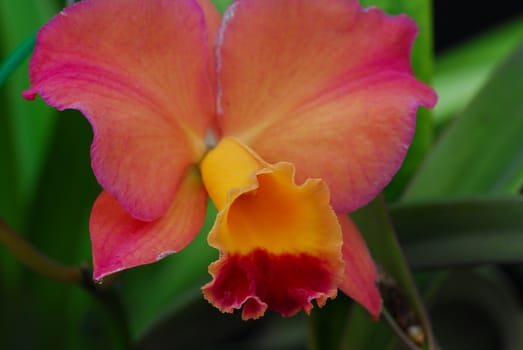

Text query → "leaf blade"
[404,42,523,200]
[347,196,437,350]
[392,196,523,270]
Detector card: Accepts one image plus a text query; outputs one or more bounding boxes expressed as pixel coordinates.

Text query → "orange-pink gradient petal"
[90,168,207,280]
[217,0,437,213]
[195,0,221,100]
[338,214,382,319]
[23,0,215,221]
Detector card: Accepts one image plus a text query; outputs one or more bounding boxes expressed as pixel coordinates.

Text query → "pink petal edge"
[90,168,207,280]
[338,214,382,319]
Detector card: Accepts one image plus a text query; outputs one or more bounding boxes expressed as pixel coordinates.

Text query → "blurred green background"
[1,0,523,349]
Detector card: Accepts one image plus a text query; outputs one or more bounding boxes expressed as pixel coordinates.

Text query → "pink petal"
[23,0,215,221]
[216,0,437,212]
[338,214,382,319]
[195,0,221,97]
[90,168,207,280]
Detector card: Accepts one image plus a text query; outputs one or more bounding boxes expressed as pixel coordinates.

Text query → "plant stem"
[0,218,83,283]
[307,312,319,350]
[0,218,131,348]
[382,308,422,350]
[81,269,131,349]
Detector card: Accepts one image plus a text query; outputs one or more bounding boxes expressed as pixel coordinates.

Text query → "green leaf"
[0,3,60,345]
[0,32,35,87]
[0,0,58,230]
[308,295,353,350]
[434,17,523,124]
[428,269,522,350]
[391,197,523,270]
[136,299,307,350]
[123,203,218,341]
[22,110,107,350]
[25,111,98,259]
[0,109,119,350]
[404,42,523,200]
[211,0,232,13]
[342,196,436,350]
[340,303,396,350]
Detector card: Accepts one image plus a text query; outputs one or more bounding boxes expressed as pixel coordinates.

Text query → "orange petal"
[23,0,215,221]
[216,0,437,212]
[200,138,344,319]
[90,168,207,280]
[338,214,382,319]
[200,138,263,210]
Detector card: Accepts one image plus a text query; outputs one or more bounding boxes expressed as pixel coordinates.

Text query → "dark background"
[434,1,523,52]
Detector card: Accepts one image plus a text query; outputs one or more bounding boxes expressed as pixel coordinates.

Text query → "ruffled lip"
[202,249,340,320]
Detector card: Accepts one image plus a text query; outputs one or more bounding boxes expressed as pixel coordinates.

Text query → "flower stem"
[0,218,83,283]
[382,307,423,350]
[307,312,320,350]
[81,269,131,349]
[0,218,130,348]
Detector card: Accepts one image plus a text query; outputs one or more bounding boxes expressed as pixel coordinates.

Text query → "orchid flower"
[23,0,436,320]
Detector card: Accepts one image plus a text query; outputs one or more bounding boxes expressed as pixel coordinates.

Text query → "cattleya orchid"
[23,0,436,320]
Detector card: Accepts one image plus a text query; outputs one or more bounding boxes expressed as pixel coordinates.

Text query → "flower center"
[199,137,343,255]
